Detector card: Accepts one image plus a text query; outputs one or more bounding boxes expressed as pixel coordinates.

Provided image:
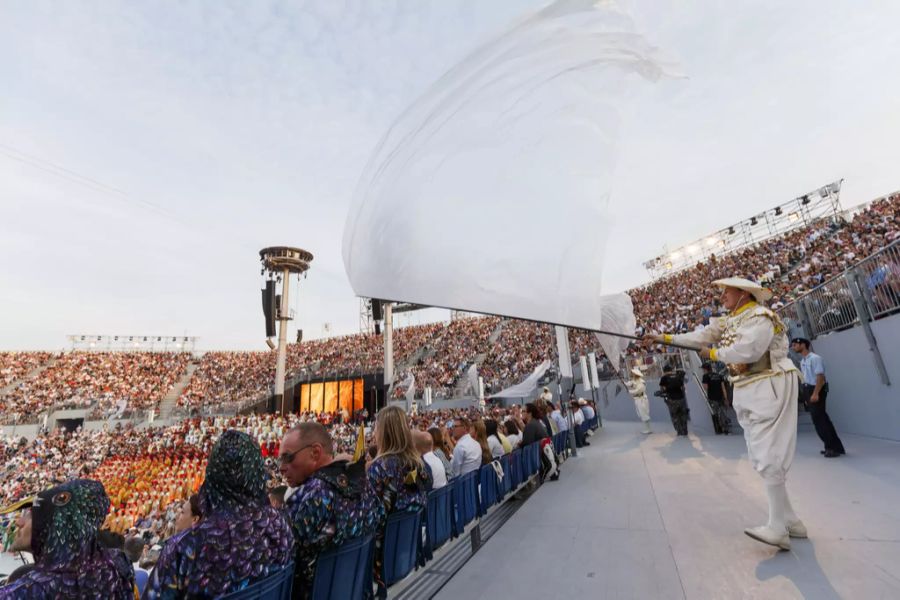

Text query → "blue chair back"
[311,535,374,600]
[507,450,520,489]
[134,569,149,597]
[425,484,453,552]
[382,510,422,586]
[452,470,478,536]
[219,562,294,600]
[478,463,498,516]
[498,454,511,496]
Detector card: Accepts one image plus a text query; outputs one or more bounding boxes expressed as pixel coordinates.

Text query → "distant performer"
[792,338,845,457]
[625,367,652,434]
[701,362,731,434]
[657,364,689,436]
[644,277,804,550]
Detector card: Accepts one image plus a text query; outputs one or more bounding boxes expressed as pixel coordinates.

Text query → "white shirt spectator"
[505,432,521,449]
[423,451,448,489]
[450,433,482,478]
[582,404,595,420]
[550,409,569,432]
[487,435,505,459]
[572,408,585,426]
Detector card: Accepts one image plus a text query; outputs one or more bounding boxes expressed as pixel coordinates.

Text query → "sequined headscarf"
[30,478,109,565]
[199,429,268,514]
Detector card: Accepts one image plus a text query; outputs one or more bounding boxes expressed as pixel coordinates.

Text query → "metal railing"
[779,239,900,338]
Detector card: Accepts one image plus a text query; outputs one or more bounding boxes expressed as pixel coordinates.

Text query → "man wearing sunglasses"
[279,422,384,598]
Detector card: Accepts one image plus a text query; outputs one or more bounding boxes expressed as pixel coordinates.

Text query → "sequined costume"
[367,455,428,598]
[144,430,294,599]
[0,479,135,599]
[284,459,385,599]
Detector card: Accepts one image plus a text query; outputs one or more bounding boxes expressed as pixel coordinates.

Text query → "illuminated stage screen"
[299,378,364,413]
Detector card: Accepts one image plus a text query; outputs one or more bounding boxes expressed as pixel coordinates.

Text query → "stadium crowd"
[1,352,190,424]
[0,353,54,390]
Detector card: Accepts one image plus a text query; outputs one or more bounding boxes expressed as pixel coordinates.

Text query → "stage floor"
[435,420,900,600]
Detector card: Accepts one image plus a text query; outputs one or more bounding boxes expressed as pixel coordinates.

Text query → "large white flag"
[490,360,553,399]
[343,0,667,332]
[594,293,637,371]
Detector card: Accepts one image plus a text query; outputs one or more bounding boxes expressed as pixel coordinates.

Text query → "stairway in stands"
[452,318,506,397]
[0,355,57,397]
[158,361,199,421]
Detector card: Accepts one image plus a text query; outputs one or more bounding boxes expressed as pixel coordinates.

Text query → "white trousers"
[633,394,650,422]
[732,372,799,485]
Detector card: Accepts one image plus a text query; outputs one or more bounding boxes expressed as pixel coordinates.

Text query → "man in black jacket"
[658,364,689,436]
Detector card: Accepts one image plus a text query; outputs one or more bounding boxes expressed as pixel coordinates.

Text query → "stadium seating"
[312,535,374,600]
[219,562,295,600]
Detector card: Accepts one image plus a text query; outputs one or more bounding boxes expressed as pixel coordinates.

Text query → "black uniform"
[702,370,732,434]
[658,370,689,435]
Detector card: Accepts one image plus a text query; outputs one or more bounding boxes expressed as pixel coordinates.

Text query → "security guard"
[791,338,846,457]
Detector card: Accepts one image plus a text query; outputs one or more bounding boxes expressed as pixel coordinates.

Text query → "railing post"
[796,299,815,340]
[847,270,891,386]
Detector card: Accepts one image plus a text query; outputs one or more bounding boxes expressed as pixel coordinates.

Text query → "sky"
[2,0,899,351]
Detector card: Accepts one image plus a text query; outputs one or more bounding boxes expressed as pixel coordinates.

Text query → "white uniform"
[671,302,799,484]
[625,378,651,422]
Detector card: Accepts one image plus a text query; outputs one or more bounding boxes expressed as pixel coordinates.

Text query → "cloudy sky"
[2,0,899,351]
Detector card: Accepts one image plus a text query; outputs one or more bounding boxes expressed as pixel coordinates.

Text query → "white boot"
[745,482,792,550]
[641,420,652,434]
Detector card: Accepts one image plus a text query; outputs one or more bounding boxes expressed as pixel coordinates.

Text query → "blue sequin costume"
[284,458,384,599]
[144,430,294,599]
[367,455,428,597]
[0,479,135,599]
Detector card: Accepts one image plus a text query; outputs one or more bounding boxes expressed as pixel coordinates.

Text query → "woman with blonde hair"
[470,419,493,465]
[367,405,429,597]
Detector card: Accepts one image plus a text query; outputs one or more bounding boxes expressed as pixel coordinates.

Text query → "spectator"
[449,417,481,478]
[521,403,548,446]
[428,427,453,475]
[0,479,136,599]
[368,406,429,598]
[484,420,506,458]
[470,419,493,465]
[503,420,522,449]
[414,430,447,490]
[279,422,384,599]
[173,494,203,535]
[144,430,294,599]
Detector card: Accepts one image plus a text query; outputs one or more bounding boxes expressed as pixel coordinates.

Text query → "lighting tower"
[259,246,313,414]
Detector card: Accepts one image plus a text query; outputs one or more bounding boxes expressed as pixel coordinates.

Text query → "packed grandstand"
[0,189,897,569]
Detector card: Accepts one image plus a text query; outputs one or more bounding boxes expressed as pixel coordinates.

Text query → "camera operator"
[702,362,731,435]
[657,364,689,436]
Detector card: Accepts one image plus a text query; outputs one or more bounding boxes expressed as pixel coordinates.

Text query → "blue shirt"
[800,352,826,385]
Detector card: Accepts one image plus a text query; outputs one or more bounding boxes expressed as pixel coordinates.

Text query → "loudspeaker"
[262,281,276,338]
[371,299,383,321]
[374,322,381,335]
[296,329,303,344]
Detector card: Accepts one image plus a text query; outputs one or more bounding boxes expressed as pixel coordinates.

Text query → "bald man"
[413,430,447,490]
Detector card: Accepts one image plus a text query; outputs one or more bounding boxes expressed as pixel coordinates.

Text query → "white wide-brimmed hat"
[712,277,773,302]
[630,367,644,378]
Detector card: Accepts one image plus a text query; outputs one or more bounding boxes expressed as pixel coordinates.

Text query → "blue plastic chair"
[134,569,149,597]
[478,463,498,516]
[513,449,524,488]
[382,510,422,586]
[311,535,374,600]
[425,484,453,553]
[219,562,294,600]
[452,470,478,536]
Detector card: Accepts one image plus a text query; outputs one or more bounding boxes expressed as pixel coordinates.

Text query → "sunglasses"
[277,442,319,465]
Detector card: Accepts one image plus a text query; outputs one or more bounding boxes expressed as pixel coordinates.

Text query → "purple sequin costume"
[144,430,294,599]
[284,458,385,599]
[0,479,135,599]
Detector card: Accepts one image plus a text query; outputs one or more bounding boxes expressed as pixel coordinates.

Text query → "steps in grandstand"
[158,361,199,420]
[0,355,57,396]
[451,319,505,396]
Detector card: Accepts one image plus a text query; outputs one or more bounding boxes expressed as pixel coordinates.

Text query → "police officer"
[791,338,846,458]
[658,364,689,436]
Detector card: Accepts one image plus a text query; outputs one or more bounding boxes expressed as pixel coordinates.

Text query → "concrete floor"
[435,421,900,600]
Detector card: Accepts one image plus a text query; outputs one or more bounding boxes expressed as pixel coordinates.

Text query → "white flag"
[343,1,667,331]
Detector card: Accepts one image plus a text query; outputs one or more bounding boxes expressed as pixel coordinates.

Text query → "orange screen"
[324,381,338,413]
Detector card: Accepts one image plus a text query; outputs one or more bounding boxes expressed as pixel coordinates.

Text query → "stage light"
[686,244,699,254]
[705,237,718,247]
[669,251,681,260]
[665,262,673,270]
[819,187,829,198]
[750,217,758,226]
[89,342,95,348]
[134,342,140,347]
[801,195,810,205]
[788,212,800,223]
[175,343,182,348]
[728,226,735,235]
[265,338,276,350]
[775,207,782,216]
